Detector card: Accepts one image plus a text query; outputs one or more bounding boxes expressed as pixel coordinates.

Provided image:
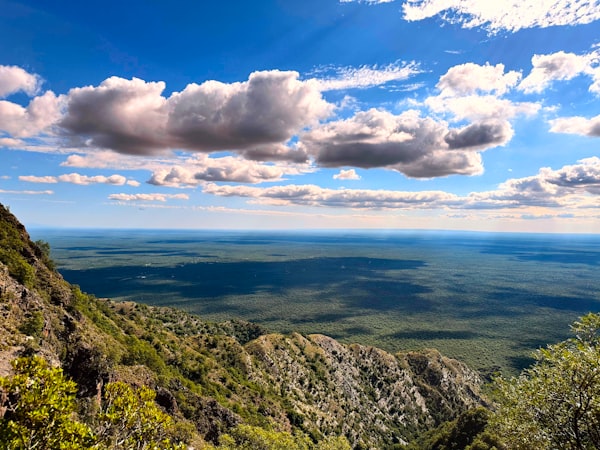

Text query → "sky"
[1,0,600,233]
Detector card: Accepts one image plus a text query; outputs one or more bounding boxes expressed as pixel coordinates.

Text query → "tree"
[0,356,95,450]
[206,424,351,450]
[95,381,186,450]
[403,407,502,450]
[492,312,600,450]
[0,356,187,450]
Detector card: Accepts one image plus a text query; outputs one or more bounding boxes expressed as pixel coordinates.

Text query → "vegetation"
[0,218,35,288]
[0,356,94,449]
[94,382,186,449]
[0,356,186,450]
[46,228,600,375]
[4,203,600,449]
[402,407,502,450]
[207,424,351,450]
[490,312,600,449]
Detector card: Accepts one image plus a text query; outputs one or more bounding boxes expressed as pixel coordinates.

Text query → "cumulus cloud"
[437,63,521,96]
[60,77,168,154]
[59,150,166,170]
[19,173,139,186]
[0,65,42,98]
[0,137,25,147]
[333,169,361,180]
[239,143,309,163]
[300,108,511,177]
[465,158,600,209]
[426,94,540,122]
[0,91,62,138]
[312,62,421,91]
[203,182,457,208]
[59,71,332,157]
[201,158,600,210]
[166,71,331,152]
[549,113,600,136]
[519,50,599,94]
[543,157,600,191]
[109,193,189,202]
[444,120,513,150]
[425,62,540,122]
[148,154,287,186]
[402,0,600,33]
[467,174,564,208]
[19,175,58,184]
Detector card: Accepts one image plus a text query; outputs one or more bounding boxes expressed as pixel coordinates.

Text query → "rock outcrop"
[0,203,488,448]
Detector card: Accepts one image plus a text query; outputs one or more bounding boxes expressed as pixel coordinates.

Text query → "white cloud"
[425,62,540,122]
[426,95,540,122]
[334,169,361,180]
[19,172,139,186]
[312,62,421,91]
[519,50,599,94]
[402,0,600,33]
[466,158,600,208]
[203,182,457,208]
[0,91,62,138]
[437,63,521,96]
[167,71,332,152]
[202,158,600,210]
[60,76,168,154]
[60,150,163,170]
[59,71,332,157]
[542,157,600,191]
[549,113,600,136]
[148,154,287,186]
[0,137,24,147]
[109,193,189,202]
[0,65,42,98]
[0,189,54,195]
[19,175,58,184]
[239,143,309,163]
[301,108,511,177]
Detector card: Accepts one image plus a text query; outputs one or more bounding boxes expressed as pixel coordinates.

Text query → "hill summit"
[0,203,487,448]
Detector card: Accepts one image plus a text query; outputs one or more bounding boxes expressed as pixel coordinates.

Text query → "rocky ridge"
[0,203,487,448]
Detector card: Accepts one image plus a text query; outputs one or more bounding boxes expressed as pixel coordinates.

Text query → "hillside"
[0,203,487,448]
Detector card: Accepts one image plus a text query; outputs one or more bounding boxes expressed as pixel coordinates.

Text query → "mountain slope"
[0,203,487,448]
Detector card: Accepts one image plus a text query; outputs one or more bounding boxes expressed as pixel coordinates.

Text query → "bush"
[0,356,187,450]
[492,312,600,449]
[95,381,186,449]
[0,356,95,450]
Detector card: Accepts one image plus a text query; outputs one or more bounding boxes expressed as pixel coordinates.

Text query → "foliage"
[0,247,35,288]
[207,424,351,450]
[0,356,95,450]
[491,312,600,450]
[0,357,187,450]
[18,310,45,337]
[402,407,502,450]
[35,239,56,270]
[0,213,35,287]
[95,381,186,450]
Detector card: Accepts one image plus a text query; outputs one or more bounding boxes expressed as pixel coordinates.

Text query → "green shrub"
[18,310,45,337]
[0,356,95,450]
[492,312,600,449]
[0,248,35,287]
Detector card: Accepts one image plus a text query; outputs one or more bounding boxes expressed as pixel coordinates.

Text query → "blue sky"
[1,0,600,232]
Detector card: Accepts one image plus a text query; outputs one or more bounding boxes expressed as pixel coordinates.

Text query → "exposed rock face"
[0,203,488,448]
[244,333,485,448]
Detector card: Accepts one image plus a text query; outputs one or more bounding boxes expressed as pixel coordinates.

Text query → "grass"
[32,228,600,376]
